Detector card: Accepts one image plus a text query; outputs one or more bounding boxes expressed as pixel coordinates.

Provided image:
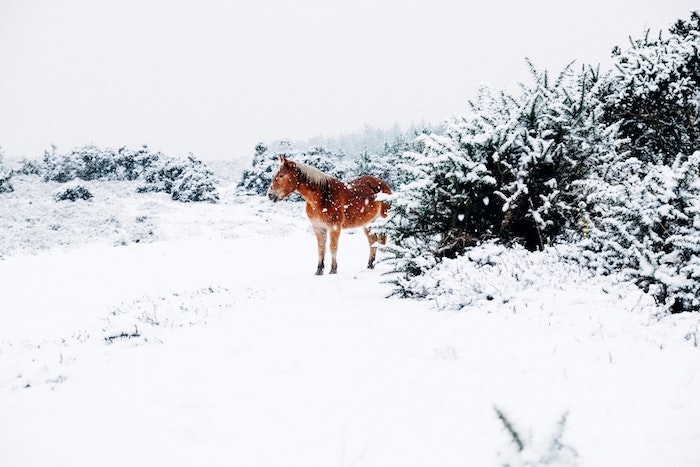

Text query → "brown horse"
[267,156,392,275]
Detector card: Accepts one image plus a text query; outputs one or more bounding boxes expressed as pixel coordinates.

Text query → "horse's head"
[267,156,299,202]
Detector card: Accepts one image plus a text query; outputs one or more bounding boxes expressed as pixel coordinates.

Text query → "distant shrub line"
[17,144,219,203]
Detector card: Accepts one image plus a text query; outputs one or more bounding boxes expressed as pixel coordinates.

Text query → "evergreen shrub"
[54,185,93,202]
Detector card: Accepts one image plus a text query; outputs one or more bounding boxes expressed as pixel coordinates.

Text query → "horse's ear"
[281,156,295,168]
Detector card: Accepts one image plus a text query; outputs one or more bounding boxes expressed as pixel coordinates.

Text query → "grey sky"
[0,0,696,160]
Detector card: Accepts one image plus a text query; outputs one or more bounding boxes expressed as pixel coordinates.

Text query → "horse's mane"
[294,161,336,189]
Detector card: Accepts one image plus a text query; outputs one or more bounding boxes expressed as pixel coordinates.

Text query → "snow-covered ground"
[1,169,699,466]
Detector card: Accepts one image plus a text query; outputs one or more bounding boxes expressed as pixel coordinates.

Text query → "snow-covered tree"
[238,143,278,195]
[302,122,438,159]
[237,142,350,197]
[296,146,353,180]
[347,132,427,189]
[239,126,437,197]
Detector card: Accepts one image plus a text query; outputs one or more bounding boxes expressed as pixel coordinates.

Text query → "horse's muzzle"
[267,192,278,202]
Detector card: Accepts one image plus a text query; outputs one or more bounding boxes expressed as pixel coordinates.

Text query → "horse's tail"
[380,202,389,218]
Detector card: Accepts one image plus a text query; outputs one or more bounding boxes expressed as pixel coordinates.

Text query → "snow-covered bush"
[569,13,700,313]
[0,170,13,193]
[109,146,162,181]
[378,14,700,308]
[387,241,593,306]
[581,152,700,313]
[137,157,185,194]
[54,185,93,202]
[605,12,700,165]
[383,64,620,288]
[138,155,219,203]
[16,157,42,176]
[0,148,13,193]
[170,156,220,203]
[41,145,81,183]
[75,144,118,180]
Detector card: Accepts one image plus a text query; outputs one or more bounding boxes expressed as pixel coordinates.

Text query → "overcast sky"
[0,1,697,161]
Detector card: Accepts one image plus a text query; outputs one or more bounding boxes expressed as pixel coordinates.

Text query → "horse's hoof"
[315,269,324,276]
[329,268,337,274]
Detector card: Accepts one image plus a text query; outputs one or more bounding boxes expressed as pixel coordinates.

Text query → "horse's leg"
[364,227,387,269]
[364,227,379,269]
[329,225,340,274]
[312,224,327,275]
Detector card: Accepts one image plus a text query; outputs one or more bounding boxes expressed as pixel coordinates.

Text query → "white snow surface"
[1,171,700,466]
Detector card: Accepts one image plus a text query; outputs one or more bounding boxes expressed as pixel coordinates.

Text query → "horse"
[267,156,392,275]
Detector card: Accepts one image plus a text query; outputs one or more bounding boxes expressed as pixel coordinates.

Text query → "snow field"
[1,173,699,466]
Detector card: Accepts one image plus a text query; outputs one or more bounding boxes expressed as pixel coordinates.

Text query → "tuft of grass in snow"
[496,406,525,453]
[102,286,235,344]
[104,325,141,344]
[0,287,237,390]
[495,406,578,467]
